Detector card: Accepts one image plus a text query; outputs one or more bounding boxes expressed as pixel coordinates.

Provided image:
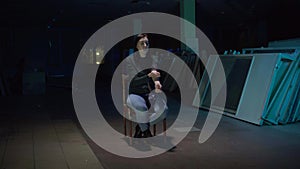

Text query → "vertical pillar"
[133,19,142,35]
[180,0,198,54]
[129,19,143,54]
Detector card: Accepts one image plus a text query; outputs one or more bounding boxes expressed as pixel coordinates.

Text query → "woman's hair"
[133,33,148,51]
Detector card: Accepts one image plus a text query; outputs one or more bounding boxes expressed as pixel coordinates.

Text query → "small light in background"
[96,62,101,65]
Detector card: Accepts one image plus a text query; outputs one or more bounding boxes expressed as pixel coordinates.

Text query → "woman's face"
[136,37,149,55]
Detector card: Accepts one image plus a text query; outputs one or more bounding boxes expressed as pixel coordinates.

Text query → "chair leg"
[123,117,127,136]
[129,120,133,137]
[123,105,127,136]
[163,118,167,136]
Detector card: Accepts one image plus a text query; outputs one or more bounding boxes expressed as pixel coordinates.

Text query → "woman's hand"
[148,70,160,80]
[154,80,162,90]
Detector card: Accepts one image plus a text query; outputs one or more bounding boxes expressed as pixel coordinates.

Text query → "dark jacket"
[125,53,157,95]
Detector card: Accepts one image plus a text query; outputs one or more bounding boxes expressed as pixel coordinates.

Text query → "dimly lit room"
[0,0,300,169]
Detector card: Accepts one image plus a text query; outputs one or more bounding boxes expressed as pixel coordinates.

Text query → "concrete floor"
[0,94,104,169]
[1,86,300,169]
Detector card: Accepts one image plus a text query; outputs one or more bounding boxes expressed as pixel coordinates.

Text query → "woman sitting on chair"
[125,33,168,138]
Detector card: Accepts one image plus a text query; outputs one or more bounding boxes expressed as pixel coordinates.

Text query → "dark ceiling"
[1,0,299,27]
[0,0,299,42]
[1,0,178,27]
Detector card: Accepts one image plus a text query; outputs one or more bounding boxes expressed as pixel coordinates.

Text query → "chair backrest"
[122,74,129,106]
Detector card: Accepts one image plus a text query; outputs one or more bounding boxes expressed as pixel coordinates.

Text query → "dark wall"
[195,1,300,53]
[1,3,299,79]
[0,27,97,77]
[197,20,269,53]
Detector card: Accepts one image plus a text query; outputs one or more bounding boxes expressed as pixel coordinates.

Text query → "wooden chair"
[122,74,167,137]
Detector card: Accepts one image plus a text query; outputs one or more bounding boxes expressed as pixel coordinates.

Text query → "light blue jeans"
[127,93,168,132]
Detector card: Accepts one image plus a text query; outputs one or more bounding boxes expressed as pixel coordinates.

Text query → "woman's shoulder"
[125,54,135,63]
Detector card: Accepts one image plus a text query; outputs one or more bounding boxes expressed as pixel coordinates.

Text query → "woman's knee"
[127,94,148,111]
